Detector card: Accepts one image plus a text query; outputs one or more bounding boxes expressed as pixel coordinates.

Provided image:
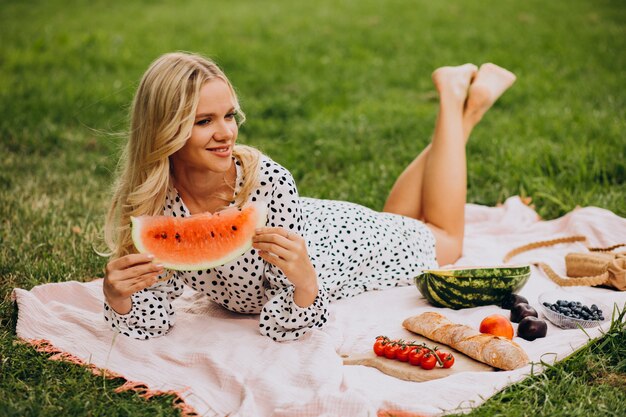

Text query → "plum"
[510,303,538,323]
[501,293,529,310]
[517,316,547,341]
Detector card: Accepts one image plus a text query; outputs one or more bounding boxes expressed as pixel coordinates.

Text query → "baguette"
[402,312,529,370]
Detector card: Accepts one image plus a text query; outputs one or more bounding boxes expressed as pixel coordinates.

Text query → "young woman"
[103,52,515,341]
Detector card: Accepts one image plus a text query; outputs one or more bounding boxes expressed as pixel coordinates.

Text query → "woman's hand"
[103,254,164,314]
[252,227,319,307]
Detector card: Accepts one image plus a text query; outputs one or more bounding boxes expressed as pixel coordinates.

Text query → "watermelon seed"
[210,231,215,238]
[231,225,237,231]
[175,232,181,242]
[160,232,167,239]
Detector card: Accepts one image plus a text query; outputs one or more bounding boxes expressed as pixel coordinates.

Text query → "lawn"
[1,0,625,415]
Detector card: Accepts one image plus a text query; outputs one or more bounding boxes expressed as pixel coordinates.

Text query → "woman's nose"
[213,122,235,141]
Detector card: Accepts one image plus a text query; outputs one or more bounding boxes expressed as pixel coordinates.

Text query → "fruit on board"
[501,293,529,310]
[373,337,387,356]
[414,265,531,309]
[408,347,426,366]
[419,352,438,370]
[479,314,514,340]
[384,342,401,360]
[436,350,455,368]
[395,345,412,362]
[517,317,548,341]
[131,204,267,270]
[510,303,538,323]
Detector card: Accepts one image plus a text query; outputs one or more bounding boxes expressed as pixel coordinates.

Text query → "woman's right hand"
[103,254,164,314]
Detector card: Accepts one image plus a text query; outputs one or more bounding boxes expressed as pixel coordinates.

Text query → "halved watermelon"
[414,265,531,309]
[131,204,267,270]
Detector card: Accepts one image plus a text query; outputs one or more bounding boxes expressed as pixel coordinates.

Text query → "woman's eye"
[225,112,237,120]
[196,119,210,126]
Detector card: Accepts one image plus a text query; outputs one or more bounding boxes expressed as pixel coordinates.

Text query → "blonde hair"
[104,52,261,259]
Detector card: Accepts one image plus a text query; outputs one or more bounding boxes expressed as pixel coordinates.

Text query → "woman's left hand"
[252,227,318,296]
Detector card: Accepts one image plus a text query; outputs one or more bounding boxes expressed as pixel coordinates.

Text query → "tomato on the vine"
[373,338,387,356]
[420,352,437,370]
[437,351,455,368]
[372,336,454,370]
[408,347,426,366]
[384,342,400,359]
[395,345,412,362]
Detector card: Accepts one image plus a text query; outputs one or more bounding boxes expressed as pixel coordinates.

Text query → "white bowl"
[538,290,610,329]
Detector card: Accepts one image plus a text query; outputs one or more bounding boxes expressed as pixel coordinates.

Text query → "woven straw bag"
[504,236,626,291]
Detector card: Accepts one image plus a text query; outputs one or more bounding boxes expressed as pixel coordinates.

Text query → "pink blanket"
[13,197,626,416]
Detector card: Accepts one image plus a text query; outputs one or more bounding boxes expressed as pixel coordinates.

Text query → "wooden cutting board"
[342,333,494,382]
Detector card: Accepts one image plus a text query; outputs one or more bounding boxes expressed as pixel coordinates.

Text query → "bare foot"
[465,63,516,123]
[432,64,478,107]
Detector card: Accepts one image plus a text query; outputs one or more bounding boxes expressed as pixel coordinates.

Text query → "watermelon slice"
[131,204,267,270]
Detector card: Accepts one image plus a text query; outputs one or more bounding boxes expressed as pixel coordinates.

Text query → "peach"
[479,314,514,340]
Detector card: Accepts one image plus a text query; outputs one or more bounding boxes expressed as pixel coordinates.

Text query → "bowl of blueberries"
[538,290,609,329]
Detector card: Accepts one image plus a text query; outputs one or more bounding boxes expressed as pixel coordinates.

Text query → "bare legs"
[383,63,516,266]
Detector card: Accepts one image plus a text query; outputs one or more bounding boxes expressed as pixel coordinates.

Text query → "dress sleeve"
[258,170,329,341]
[103,271,185,339]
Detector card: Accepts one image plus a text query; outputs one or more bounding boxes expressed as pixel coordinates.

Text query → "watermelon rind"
[131,204,268,271]
[414,265,531,309]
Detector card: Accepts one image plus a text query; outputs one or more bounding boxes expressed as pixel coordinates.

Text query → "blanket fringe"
[18,338,199,417]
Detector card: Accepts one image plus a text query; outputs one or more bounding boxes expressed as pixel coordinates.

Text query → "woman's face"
[170,79,239,174]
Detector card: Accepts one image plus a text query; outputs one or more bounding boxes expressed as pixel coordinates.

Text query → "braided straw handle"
[503,236,623,288]
[502,236,586,263]
[589,243,626,252]
[534,262,609,287]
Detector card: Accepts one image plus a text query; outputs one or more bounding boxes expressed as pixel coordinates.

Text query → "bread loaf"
[402,312,529,370]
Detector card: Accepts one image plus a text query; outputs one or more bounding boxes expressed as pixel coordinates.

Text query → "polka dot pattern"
[104,155,437,341]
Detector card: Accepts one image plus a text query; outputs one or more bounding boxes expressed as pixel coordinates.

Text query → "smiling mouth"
[206,146,230,153]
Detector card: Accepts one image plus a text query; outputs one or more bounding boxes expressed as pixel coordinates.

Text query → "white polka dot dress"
[104,155,437,341]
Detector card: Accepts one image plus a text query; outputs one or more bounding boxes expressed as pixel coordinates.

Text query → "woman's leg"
[383,63,516,265]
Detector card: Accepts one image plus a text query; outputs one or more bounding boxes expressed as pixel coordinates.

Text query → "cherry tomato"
[420,352,437,370]
[395,345,412,362]
[373,339,387,356]
[437,351,455,368]
[384,342,400,359]
[408,347,426,366]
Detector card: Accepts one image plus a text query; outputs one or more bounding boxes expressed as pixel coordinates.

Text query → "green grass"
[1,0,625,415]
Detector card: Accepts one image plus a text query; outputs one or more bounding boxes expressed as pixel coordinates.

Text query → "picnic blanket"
[12,196,626,416]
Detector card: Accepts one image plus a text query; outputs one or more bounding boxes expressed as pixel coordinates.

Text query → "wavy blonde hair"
[104,52,261,259]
